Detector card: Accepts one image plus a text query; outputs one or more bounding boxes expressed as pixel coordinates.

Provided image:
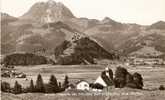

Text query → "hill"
[55,37,118,65]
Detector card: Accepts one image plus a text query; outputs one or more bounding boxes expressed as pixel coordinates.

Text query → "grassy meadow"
[1,64,165,100]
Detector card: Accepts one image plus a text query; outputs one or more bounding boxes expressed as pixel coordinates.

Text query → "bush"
[1,81,10,92]
[90,83,104,89]
[159,85,165,90]
[13,81,22,94]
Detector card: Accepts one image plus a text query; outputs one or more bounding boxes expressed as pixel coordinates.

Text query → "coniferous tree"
[28,79,35,92]
[35,74,45,93]
[101,71,112,86]
[1,81,10,92]
[58,82,62,88]
[108,68,113,80]
[13,81,22,94]
[49,75,58,86]
[62,75,69,89]
[47,75,59,93]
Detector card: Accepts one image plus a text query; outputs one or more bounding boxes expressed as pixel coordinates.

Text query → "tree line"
[2,53,55,66]
[97,66,144,89]
[1,74,69,94]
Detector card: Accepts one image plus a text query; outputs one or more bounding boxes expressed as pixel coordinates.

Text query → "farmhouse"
[95,76,107,87]
[94,67,113,87]
[76,80,90,91]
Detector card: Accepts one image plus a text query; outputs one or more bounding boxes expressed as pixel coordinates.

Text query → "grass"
[1,64,165,100]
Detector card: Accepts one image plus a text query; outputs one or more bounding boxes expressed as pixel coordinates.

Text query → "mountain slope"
[119,33,165,56]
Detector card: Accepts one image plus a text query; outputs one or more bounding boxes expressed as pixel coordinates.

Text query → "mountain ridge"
[1,0,165,58]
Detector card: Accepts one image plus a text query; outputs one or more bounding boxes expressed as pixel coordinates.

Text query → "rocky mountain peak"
[20,0,75,23]
[101,17,116,24]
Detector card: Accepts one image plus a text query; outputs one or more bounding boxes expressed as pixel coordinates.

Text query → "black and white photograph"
[1,0,165,100]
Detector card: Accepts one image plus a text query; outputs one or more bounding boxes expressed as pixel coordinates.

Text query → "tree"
[13,81,22,94]
[28,79,35,92]
[54,40,70,58]
[62,75,69,89]
[114,67,128,88]
[126,72,134,84]
[35,74,45,92]
[1,81,10,92]
[133,72,143,89]
[125,72,136,88]
[108,68,113,80]
[159,85,165,90]
[58,82,62,88]
[101,71,113,86]
[46,75,59,93]
[49,75,58,86]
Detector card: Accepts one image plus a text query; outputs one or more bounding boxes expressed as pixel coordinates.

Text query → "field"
[1,64,165,100]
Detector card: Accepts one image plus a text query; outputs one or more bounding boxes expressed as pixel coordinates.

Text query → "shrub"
[90,83,104,89]
[35,74,45,93]
[159,85,165,90]
[1,81,10,92]
[13,81,22,94]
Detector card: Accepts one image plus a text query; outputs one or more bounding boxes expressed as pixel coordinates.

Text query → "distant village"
[124,56,165,66]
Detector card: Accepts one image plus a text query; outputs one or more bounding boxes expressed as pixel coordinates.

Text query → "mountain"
[1,0,165,59]
[1,13,18,54]
[1,13,18,24]
[149,21,165,30]
[20,0,75,23]
[119,33,165,57]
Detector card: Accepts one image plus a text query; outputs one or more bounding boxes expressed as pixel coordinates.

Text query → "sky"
[1,0,165,25]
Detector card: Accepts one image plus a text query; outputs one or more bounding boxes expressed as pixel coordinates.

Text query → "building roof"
[94,76,107,87]
[76,80,89,85]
